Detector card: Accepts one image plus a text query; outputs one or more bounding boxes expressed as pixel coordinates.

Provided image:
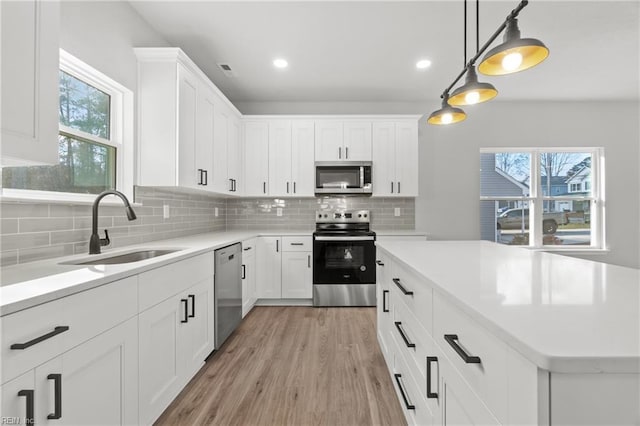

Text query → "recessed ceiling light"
[416,59,432,70]
[273,58,288,69]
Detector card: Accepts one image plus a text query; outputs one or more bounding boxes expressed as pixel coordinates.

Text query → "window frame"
[1,49,134,203]
[480,147,605,251]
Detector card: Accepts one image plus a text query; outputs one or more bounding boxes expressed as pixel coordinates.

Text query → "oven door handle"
[314,236,375,241]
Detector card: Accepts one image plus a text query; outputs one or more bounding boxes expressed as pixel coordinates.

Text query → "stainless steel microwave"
[315,162,372,195]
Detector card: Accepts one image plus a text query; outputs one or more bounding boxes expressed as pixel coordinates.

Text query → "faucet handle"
[100,229,111,247]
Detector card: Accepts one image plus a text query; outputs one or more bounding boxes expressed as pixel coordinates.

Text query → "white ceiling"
[129,1,640,104]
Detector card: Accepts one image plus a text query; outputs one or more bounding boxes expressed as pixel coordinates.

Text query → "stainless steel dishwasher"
[214,243,242,348]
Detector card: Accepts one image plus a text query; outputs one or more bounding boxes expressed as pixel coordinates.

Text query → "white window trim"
[480,147,606,251]
[1,49,134,203]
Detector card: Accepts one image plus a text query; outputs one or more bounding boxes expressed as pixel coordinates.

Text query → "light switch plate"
[394,207,401,217]
[277,207,283,217]
[163,205,170,219]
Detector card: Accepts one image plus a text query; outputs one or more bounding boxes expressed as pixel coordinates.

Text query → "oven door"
[313,236,376,284]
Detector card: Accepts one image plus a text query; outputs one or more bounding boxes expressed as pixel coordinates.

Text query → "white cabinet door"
[58,318,139,426]
[242,239,257,317]
[372,122,397,196]
[256,237,282,299]
[343,121,372,161]
[281,252,313,298]
[315,121,343,161]
[243,122,269,196]
[177,65,199,189]
[268,120,293,196]
[212,107,229,193]
[138,296,186,425]
[196,87,216,190]
[1,370,35,423]
[291,120,315,196]
[1,0,59,166]
[183,278,215,377]
[228,116,242,194]
[395,122,418,196]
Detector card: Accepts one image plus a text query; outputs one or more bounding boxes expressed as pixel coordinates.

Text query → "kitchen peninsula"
[376,240,640,425]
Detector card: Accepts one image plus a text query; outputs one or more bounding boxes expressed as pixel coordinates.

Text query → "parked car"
[497,208,568,234]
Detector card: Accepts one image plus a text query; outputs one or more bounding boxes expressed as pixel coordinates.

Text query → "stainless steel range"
[312,210,376,307]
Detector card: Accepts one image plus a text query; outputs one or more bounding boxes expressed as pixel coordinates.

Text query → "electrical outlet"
[277,207,283,217]
[394,207,401,217]
[215,207,219,217]
[163,204,170,219]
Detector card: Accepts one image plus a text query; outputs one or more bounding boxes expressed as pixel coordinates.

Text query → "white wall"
[416,100,640,268]
[60,1,169,92]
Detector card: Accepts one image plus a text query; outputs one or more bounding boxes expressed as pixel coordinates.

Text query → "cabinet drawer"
[1,276,137,384]
[433,292,508,423]
[392,301,436,400]
[242,238,256,253]
[392,342,434,426]
[390,262,433,334]
[139,252,214,311]
[281,236,312,252]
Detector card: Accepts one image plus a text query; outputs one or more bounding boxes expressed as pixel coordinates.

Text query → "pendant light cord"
[476,0,480,54]
[464,0,467,67]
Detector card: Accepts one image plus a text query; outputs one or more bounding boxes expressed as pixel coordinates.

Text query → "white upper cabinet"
[1,0,60,166]
[290,120,315,196]
[243,122,269,196]
[372,121,418,196]
[268,120,293,195]
[135,48,242,195]
[315,121,372,161]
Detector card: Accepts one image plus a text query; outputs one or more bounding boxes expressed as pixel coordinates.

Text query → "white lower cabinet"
[256,236,312,300]
[1,317,138,425]
[138,275,214,424]
[242,238,257,316]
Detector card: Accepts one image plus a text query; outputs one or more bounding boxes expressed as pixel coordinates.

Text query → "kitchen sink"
[61,249,181,266]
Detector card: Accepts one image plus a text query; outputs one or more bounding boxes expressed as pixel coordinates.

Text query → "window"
[1,50,133,200]
[480,148,604,249]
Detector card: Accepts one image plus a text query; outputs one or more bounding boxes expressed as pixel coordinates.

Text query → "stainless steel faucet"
[89,190,137,254]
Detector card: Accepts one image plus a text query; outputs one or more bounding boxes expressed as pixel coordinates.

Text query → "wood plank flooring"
[155,306,406,426]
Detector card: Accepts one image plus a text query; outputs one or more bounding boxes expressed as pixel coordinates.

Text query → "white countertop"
[374,230,428,237]
[1,230,312,316]
[376,240,640,374]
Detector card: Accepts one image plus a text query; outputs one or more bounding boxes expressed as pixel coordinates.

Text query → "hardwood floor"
[155,306,406,426]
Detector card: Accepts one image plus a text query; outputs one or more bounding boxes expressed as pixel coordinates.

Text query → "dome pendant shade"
[448,66,498,106]
[427,95,466,125]
[478,18,548,76]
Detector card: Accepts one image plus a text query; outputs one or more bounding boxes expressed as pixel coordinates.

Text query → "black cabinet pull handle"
[188,295,195,318]
[287,182,290,193]
[242,264,246,279]
[197,169,202,185]
[307,254,311,268]
[263,182,266,194]
[290,242,304,246]
[243,246,252,251]
[398,181,401,193]
[47,373,63,419]
[18,390,34,424]
[338,147,342,159]
[181,299,189,323]
[394,322,415,348]
[383,290,389,312]
[203,170,208,186]
[444,334,481,364]
[391,182,394,193]
[233,179,237,192]
[229,179,233,191]
[376,260,384,266]
[276,240,279,252]
[293,182,296,193]
[426,357,438,399]
[393,374,415,410]
[345,146,349,159]
[392,278,413,296]
[11,326,70,350]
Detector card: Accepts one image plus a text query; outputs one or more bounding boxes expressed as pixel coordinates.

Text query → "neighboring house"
[540,176,568,196]
[566,165,591,194]
[479,153,529,241]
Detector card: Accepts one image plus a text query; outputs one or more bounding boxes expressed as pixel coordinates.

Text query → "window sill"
[0,189,141,207]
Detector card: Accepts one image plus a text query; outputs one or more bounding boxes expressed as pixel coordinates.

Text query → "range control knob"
[364,214,368,218]
[358,214,362,218]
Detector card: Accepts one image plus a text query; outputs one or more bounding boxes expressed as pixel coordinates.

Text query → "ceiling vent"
[217,63,237,78]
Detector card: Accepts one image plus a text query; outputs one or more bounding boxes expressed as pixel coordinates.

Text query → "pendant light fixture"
[449,0,498,106]
[478,17,549,75]
[427,93,467,125]
[427,0,547,125]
